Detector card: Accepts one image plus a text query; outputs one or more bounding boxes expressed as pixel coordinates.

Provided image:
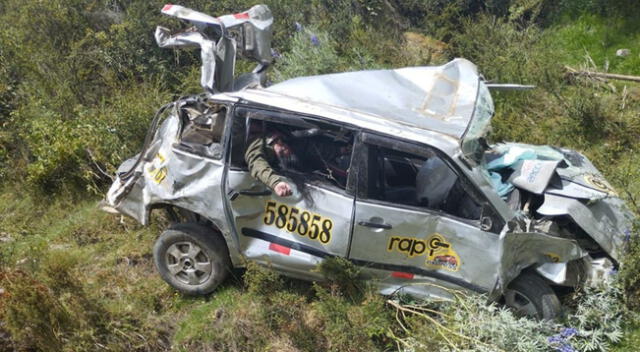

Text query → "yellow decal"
[263,201,333,244]
[424,234,461,272]
[387,233,461,272]
[545,253,561,263]
[387,236,428,257]
[152,167,168,184]
[584,174,617,196]
[147,152,168,184]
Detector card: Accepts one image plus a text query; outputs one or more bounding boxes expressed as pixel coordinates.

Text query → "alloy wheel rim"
[165,241,213,285]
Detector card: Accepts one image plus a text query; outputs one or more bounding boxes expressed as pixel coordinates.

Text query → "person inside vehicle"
[244,130,298,197]
[307,142,351,188]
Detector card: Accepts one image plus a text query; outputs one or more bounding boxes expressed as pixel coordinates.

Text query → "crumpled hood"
[484,142,636,261]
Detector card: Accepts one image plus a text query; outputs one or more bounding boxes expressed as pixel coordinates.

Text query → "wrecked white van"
[103,4,635,319]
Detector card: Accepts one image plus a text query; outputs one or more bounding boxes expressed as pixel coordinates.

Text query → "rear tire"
[153,223,230,295]
[504,272,561,320]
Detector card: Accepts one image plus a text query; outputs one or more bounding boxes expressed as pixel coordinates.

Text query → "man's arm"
[244,137,284,190]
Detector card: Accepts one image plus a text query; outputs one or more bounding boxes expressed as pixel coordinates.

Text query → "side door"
[223,106,356,278]
[348,133,503,297]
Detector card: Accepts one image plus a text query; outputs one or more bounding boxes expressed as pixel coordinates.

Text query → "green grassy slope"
[2,1,640,351]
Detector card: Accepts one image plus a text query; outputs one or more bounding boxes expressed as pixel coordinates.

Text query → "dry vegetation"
[1,0,640,351]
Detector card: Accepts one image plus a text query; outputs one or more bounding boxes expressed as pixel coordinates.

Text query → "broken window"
[230,107,355,190]
[176,102,227,159]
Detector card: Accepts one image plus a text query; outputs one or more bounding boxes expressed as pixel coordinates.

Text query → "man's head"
[266,131,298,169]
[268,134,292,158]
[271,137,293,158]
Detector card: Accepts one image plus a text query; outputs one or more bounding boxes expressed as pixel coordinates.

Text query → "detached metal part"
[485,83,536,90]
[155,4,273,92]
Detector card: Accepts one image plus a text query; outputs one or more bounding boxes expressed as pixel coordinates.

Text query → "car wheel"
[503,272,561,320]
[153,223,230,295]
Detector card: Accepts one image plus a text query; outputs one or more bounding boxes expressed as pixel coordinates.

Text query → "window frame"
[224,104,360,196]
[354,132,503,231]
[173,103,230,160]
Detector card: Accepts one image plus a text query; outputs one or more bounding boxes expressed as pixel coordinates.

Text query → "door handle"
[227,189,272,201]
[358,221,392,230]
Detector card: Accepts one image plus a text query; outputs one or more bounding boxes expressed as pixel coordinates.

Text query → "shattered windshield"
[461,82,494,163]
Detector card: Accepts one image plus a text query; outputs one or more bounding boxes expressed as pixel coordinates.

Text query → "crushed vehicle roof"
[229,58,482,141]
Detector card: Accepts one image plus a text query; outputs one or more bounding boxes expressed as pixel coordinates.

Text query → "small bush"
[243,261,286,296]
[389,282,627,352]
[272,26,343,82]
[0,269,72,352]
[315,257,365,301]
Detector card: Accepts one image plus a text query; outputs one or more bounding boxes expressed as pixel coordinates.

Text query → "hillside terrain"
[1,0,640,351]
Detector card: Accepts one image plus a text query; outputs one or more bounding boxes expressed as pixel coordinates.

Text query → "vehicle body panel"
[349,201,499,293]
[225,168,355,277]
[104,4,636,304]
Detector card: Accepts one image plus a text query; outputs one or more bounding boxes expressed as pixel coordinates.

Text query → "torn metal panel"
[537,193,632,261]
[218,5,274,64]
[555,167,619,197]
[536,262,569,284]
[156,4,273,92]
[544,178,607,200]
[160,4,221,26]
[480,141,634,263]
[497,231,587,291]
[155,27,222,92]
[106,110,244,266]
[536,257,591,287]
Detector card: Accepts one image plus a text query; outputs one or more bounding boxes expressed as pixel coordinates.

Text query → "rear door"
[348,133,502,296]
[224,107,356,278]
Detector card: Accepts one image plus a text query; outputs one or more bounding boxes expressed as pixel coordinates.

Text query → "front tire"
[153,223,230,295]
[504,272,561,320]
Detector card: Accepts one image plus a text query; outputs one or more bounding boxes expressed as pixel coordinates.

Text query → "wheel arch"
[501,268,563,320]
[148,203,244,267]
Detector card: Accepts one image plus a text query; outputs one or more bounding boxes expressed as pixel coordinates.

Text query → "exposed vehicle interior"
[230,108,355,190]
[365,145,482,220]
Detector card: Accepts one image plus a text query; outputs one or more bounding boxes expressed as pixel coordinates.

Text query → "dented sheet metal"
[498,231,587,290]
[155,27,224,92]
[265,59,481,138]
[537,193,632,260]
[104,4,637,316]
[545,178,607,200]
[482,142,635,262]
[156,4,273,92]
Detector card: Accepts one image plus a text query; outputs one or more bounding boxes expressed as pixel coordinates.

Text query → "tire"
[153,223,231,295]
[503,272,561,320]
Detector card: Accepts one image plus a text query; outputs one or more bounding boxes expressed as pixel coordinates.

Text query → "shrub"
[272,26,343,82]
[389,282,627,352]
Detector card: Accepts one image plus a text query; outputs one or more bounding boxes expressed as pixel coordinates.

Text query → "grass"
[0,187,638,351]
[548,14,640,75]
[2,2,640,351]
[0,190,399,351]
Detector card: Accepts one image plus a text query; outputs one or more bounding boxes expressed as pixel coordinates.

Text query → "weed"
[313,257,365,302]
